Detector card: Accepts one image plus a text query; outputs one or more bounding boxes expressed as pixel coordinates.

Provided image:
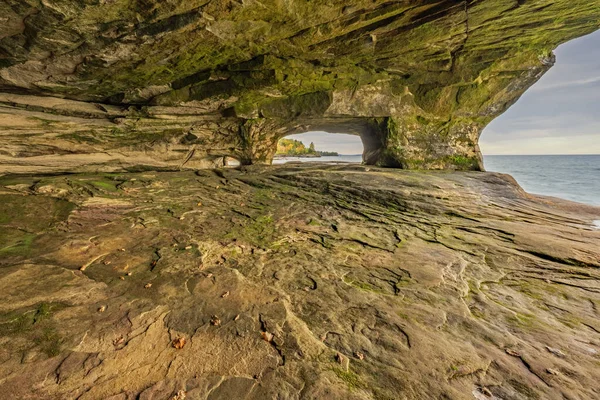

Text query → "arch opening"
[273,131,364,165]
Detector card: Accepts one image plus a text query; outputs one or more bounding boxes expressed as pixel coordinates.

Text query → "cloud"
[530,76,600,91]
[481,29,600,155]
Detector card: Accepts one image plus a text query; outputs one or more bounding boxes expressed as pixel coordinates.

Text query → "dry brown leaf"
[210,315,221,326]
[505,348,520,357]
[261,331,274,342]
[172,337,186,349]
[113,336,124,346]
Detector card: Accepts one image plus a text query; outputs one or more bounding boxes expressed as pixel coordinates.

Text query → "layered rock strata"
[1,0,599,172]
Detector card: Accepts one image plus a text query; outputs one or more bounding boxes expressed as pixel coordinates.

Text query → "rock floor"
[0,163,599,400]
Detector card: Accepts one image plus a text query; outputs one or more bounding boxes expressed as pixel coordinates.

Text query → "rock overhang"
[0,0,599,173]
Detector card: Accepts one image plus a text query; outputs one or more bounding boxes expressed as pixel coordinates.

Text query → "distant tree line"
[276,139,339,157]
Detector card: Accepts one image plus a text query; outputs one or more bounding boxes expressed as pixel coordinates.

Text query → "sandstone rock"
[0,2,598,173]
[0,164,599,399]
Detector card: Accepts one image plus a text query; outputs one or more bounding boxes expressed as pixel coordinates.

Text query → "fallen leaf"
[113,336,124,346]
[172,337,186,349]
[261,331,274,342]
[505,348,520,357]
[210,315,221,326]
[546,346,565,358]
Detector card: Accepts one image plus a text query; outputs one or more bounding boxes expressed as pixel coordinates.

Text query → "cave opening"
[273,131,365,165]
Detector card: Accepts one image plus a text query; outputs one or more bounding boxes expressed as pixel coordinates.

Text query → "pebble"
[210,315,221,326]
[221,291,230,298]
[144,283,152,288]
[98,305,106,313]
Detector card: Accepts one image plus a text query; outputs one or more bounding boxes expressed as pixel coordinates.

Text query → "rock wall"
[1,0,599,173]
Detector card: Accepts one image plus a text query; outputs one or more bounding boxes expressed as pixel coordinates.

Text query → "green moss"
[332,368,363,390]
[0,232,36,256]
[34,327,62,357]
[0,303,65,358]
[225,214,277,247]
[91,180,119,192]
[343,276,386,294]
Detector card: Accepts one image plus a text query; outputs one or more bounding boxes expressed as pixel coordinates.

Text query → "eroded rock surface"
[1,1,599,172]
[0,164,599,399]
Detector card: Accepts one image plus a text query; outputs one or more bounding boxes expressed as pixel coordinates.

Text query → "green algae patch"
[332,368,364,390]
[224,214,278,248]
[0,194,75,261]
[0,303,66,358]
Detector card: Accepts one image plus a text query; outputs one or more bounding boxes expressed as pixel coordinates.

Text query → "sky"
[286,29,600,155]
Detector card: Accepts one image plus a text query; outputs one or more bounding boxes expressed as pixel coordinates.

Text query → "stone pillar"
[362,117,484,171]
[235,119,284,166]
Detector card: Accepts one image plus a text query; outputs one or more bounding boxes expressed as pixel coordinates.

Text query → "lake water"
[274,154,600,207]
[484,155,600,207]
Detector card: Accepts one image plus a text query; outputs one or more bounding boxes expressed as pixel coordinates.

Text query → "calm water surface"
[273,154,600,207]
[484,155,600,207]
